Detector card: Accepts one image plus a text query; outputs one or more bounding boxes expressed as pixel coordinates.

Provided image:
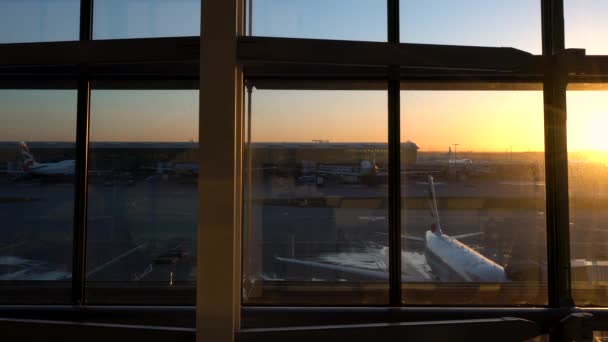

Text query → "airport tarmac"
[0,175,606,295]
[0,178,197,287]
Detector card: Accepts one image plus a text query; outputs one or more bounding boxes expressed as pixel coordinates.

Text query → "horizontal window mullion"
[0,37,199,67]
[238,37,543,73]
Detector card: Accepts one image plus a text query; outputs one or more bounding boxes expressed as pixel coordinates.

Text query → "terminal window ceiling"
[0,0,607,334]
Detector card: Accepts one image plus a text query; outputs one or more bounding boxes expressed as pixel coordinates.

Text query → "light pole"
[452,143,459,161]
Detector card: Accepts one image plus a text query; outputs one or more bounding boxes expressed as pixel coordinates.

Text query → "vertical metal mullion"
[387,0,402,306]
[72,78,91,305]
[541,0,565,56]
[72,0,93,305]
[80,0,93,41]
[541,0,573,312]
[388,0,399,44]
[248,0,253,36]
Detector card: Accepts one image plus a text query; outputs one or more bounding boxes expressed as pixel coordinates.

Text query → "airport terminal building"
[3,1,608,341]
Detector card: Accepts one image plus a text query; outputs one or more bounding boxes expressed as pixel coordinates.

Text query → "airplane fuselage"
[28,160,75,176]
[424,230,507,282]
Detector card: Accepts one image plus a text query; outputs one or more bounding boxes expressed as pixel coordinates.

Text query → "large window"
[567,86,608,306]
[86,85,198,304]
[243,82,389,305]
[400,87,547,305]
[0,87,77,303]
[4,0,608,340]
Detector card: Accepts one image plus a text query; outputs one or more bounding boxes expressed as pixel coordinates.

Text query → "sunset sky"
[0,1,607,153]
[251,89,546,152]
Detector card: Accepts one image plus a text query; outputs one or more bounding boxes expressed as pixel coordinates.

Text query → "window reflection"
[0,89,77,303]
[400,0,542,54]
[86,86,198,304]
[93,0,200,39]
[242,82,389,305]
[567,88,608,306]
[400,87,547,305]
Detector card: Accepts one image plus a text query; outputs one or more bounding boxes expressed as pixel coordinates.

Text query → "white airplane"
[418,175,506,281]
[418,147,472,167]
[18,142,75,176]
[277,175,507,282]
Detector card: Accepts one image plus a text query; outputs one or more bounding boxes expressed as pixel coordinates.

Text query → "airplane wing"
[276,256,429,282]
[452,232,484,240]
[403,235,425,242]
[276,256,389,280]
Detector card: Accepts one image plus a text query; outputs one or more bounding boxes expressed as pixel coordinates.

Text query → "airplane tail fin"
[19,142,37,171]
[427,175,443,235]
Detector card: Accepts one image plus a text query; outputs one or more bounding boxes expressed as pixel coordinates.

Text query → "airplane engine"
[360,160,374,175]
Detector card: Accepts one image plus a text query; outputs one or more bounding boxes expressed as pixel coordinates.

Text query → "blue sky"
[252,0,542,53]
[0,1,607,146]
[0,1,600,50]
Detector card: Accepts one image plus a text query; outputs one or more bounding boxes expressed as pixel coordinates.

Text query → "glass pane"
[0,88,77,303]
[400,86,547,305]
[565,0,608,54]
[247,0,387,42]
[86,86,198,304]
[243,81,389,305]
[567,88,608,306]
[93,0,200,40]
[0,0,79,43]
[400,0,542,54]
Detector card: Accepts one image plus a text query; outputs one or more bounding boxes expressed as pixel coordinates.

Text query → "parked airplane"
[18,142,75,176]
[446,146,473,165]
[418,175,506,281]
[277,175,507,282]
[418,147,473,167]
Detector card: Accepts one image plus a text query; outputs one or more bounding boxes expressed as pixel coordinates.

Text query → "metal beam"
[198,0,243,341]
[541,0,565,56]
[71,0,93,306]
[543,56,573,310]
[541,0,573,314]
[80,0,93,41]
[71,77,90,305]
[387,0,402,306]
[388,78,401,305]
[0,318,195,342]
